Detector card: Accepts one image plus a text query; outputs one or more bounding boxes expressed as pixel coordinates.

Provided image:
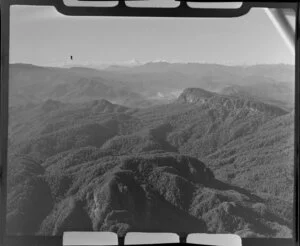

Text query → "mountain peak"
[83,99,129,114]
[177,87,287,116]
[177,88,216,104]
[41,99,64,112]
[93,99,113,106]
[84,99,114,108]
[220,85,242,96]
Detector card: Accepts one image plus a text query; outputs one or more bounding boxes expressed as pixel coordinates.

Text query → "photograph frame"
[1,1,299,246]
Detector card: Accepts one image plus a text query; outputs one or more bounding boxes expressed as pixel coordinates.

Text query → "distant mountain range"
[7,63,294,237]
[10,63,294,110]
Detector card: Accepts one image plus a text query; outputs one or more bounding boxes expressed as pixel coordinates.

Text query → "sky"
[10,5,295,67]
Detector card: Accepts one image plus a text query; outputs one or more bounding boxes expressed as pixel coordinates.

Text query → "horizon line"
[9,61,295,70]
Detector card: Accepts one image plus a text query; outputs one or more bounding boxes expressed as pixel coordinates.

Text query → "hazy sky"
[10,5,295,66]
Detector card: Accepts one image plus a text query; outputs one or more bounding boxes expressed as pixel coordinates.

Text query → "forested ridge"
[7,63,294,237]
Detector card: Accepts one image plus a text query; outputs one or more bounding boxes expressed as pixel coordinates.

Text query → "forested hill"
[7,85,294,237]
